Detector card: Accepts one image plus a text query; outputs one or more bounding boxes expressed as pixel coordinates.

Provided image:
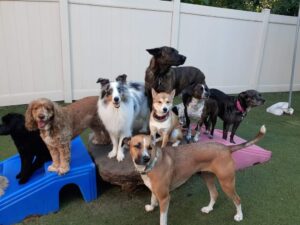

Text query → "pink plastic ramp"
[196,128,272,170]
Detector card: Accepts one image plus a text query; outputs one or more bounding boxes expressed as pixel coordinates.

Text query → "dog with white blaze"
[97,74,149,162]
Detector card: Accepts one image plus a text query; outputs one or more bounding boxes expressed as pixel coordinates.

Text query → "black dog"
[209,89,265,143]
[145,46,206,109]
[0,113,51,184]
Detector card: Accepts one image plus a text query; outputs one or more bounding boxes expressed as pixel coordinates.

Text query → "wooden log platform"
[87,139,143,192]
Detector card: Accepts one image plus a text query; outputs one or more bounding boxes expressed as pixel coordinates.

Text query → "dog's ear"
[146,47,162,57]
[170,89,176,99]
[25,101,38,131]
[151,88,158,98]
[122,137,131,148]
[238,91,248,99]
[116,74,127,84]
[96,78,110,86]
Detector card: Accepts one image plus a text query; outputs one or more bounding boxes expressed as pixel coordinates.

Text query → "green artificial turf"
[0,92,299,225]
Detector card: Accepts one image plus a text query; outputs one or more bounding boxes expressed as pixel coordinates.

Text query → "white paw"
[116,151,125,162]
[201,206,213,214]
[108,149,117,158]
[172,141,180,147]
[48,164,59,172]
[145,204,155,212]
[234,213,243,222]
[193,135,199,142]
[186,134,192,140]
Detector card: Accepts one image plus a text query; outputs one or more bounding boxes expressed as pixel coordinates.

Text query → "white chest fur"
[141,174,152,191]
[150,116,172,133]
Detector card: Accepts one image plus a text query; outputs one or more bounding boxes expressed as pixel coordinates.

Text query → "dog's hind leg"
[200,172,218,214]
[145,193,158,212]
[218,175,243,221]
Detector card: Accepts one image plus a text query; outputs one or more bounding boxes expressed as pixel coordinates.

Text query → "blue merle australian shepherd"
[97,74,149,161]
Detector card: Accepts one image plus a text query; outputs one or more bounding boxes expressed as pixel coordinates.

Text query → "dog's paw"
[201,206,213,214]
[193,135,199,142]
[208,134,213,139]
[108,149,117,159]
[116,151,125,162]
[58,166,70,175]
[172,141,180,147]
[145,204,155,212]
[48,164,59,172]
[234,213,243,222]
[18,177,29,185]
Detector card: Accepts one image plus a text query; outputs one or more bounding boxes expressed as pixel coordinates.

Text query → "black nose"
[180,55,186,63]
[38,114,45,120]
[143,156,150,163]
[114,97,119,102]
[163,107,168,113]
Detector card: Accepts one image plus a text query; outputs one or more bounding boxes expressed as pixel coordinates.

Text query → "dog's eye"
[166,101,170,104]
[158,101,162,104]
[148,146,152,151]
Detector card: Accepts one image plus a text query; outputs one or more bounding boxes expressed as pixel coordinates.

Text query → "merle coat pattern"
[0,113,51,184]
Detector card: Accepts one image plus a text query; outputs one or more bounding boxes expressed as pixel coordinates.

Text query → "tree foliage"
[181,0,299,16]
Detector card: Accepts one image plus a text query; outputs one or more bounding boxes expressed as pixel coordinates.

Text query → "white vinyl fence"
[0,0,299,106]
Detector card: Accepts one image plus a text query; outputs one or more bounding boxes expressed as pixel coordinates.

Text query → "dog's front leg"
[230,122,241,144]
[47,146,60,172]
[161,133,169,148]
[108,134,118,159]
[145,192,158,212]
[158,194,170,225]
[58,144,71,175]
[222,122,230,140]
[117,132,131,162]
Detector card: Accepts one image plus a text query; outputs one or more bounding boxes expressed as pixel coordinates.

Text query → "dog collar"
[236,100,245,113]
[153,111,169,122]
[140,149,160,175]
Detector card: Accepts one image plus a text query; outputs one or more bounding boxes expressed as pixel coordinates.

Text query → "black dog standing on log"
[209,89,265,143]
[145,46,206,109]
[0,113,51,184]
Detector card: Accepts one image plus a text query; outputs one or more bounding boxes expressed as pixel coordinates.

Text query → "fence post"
[59,0,73,103]
[252,8,270,90]
[171,0,181,48]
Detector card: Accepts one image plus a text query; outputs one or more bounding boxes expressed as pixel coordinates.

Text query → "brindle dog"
[145,46,206,109]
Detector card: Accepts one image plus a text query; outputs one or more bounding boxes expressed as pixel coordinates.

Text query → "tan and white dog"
[123,125,266,225]
[150,89,183,147]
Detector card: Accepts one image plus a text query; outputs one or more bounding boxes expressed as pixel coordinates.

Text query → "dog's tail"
[229,125,266,153]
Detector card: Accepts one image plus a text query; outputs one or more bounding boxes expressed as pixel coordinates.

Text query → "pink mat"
[191,127,272,171]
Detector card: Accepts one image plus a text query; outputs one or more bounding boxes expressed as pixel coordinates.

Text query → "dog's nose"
[114,97,120,103]
[38,114,45,120]
[163,107,168,113]
[180,55,186,63]
[142,155,150,163]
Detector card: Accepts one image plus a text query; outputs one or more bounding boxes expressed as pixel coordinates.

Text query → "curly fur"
[25,97,110,175]
[0,176,8,196]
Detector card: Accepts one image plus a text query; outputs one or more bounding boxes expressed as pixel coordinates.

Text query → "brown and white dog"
[150,89,183,148]
[123,125,266,225]
[25,97,110,175]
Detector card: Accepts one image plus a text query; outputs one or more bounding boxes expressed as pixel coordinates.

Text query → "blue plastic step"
[0,136,97,225]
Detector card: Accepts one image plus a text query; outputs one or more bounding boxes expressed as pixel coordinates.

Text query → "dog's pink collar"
[153,111,169,122]
[236,100,245,113]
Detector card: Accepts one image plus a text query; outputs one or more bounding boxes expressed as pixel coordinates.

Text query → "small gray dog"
[145,46,206,109]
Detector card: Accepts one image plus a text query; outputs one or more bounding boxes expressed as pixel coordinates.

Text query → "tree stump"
[88,139,143,192]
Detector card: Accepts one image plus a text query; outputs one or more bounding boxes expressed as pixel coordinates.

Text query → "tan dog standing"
[150,89,183,147]
[123,125,266,225]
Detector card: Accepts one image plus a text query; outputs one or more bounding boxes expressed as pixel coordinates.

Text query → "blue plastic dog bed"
[0,136,97,225]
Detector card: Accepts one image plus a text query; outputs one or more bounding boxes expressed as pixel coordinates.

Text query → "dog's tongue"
[38,121,46,128]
